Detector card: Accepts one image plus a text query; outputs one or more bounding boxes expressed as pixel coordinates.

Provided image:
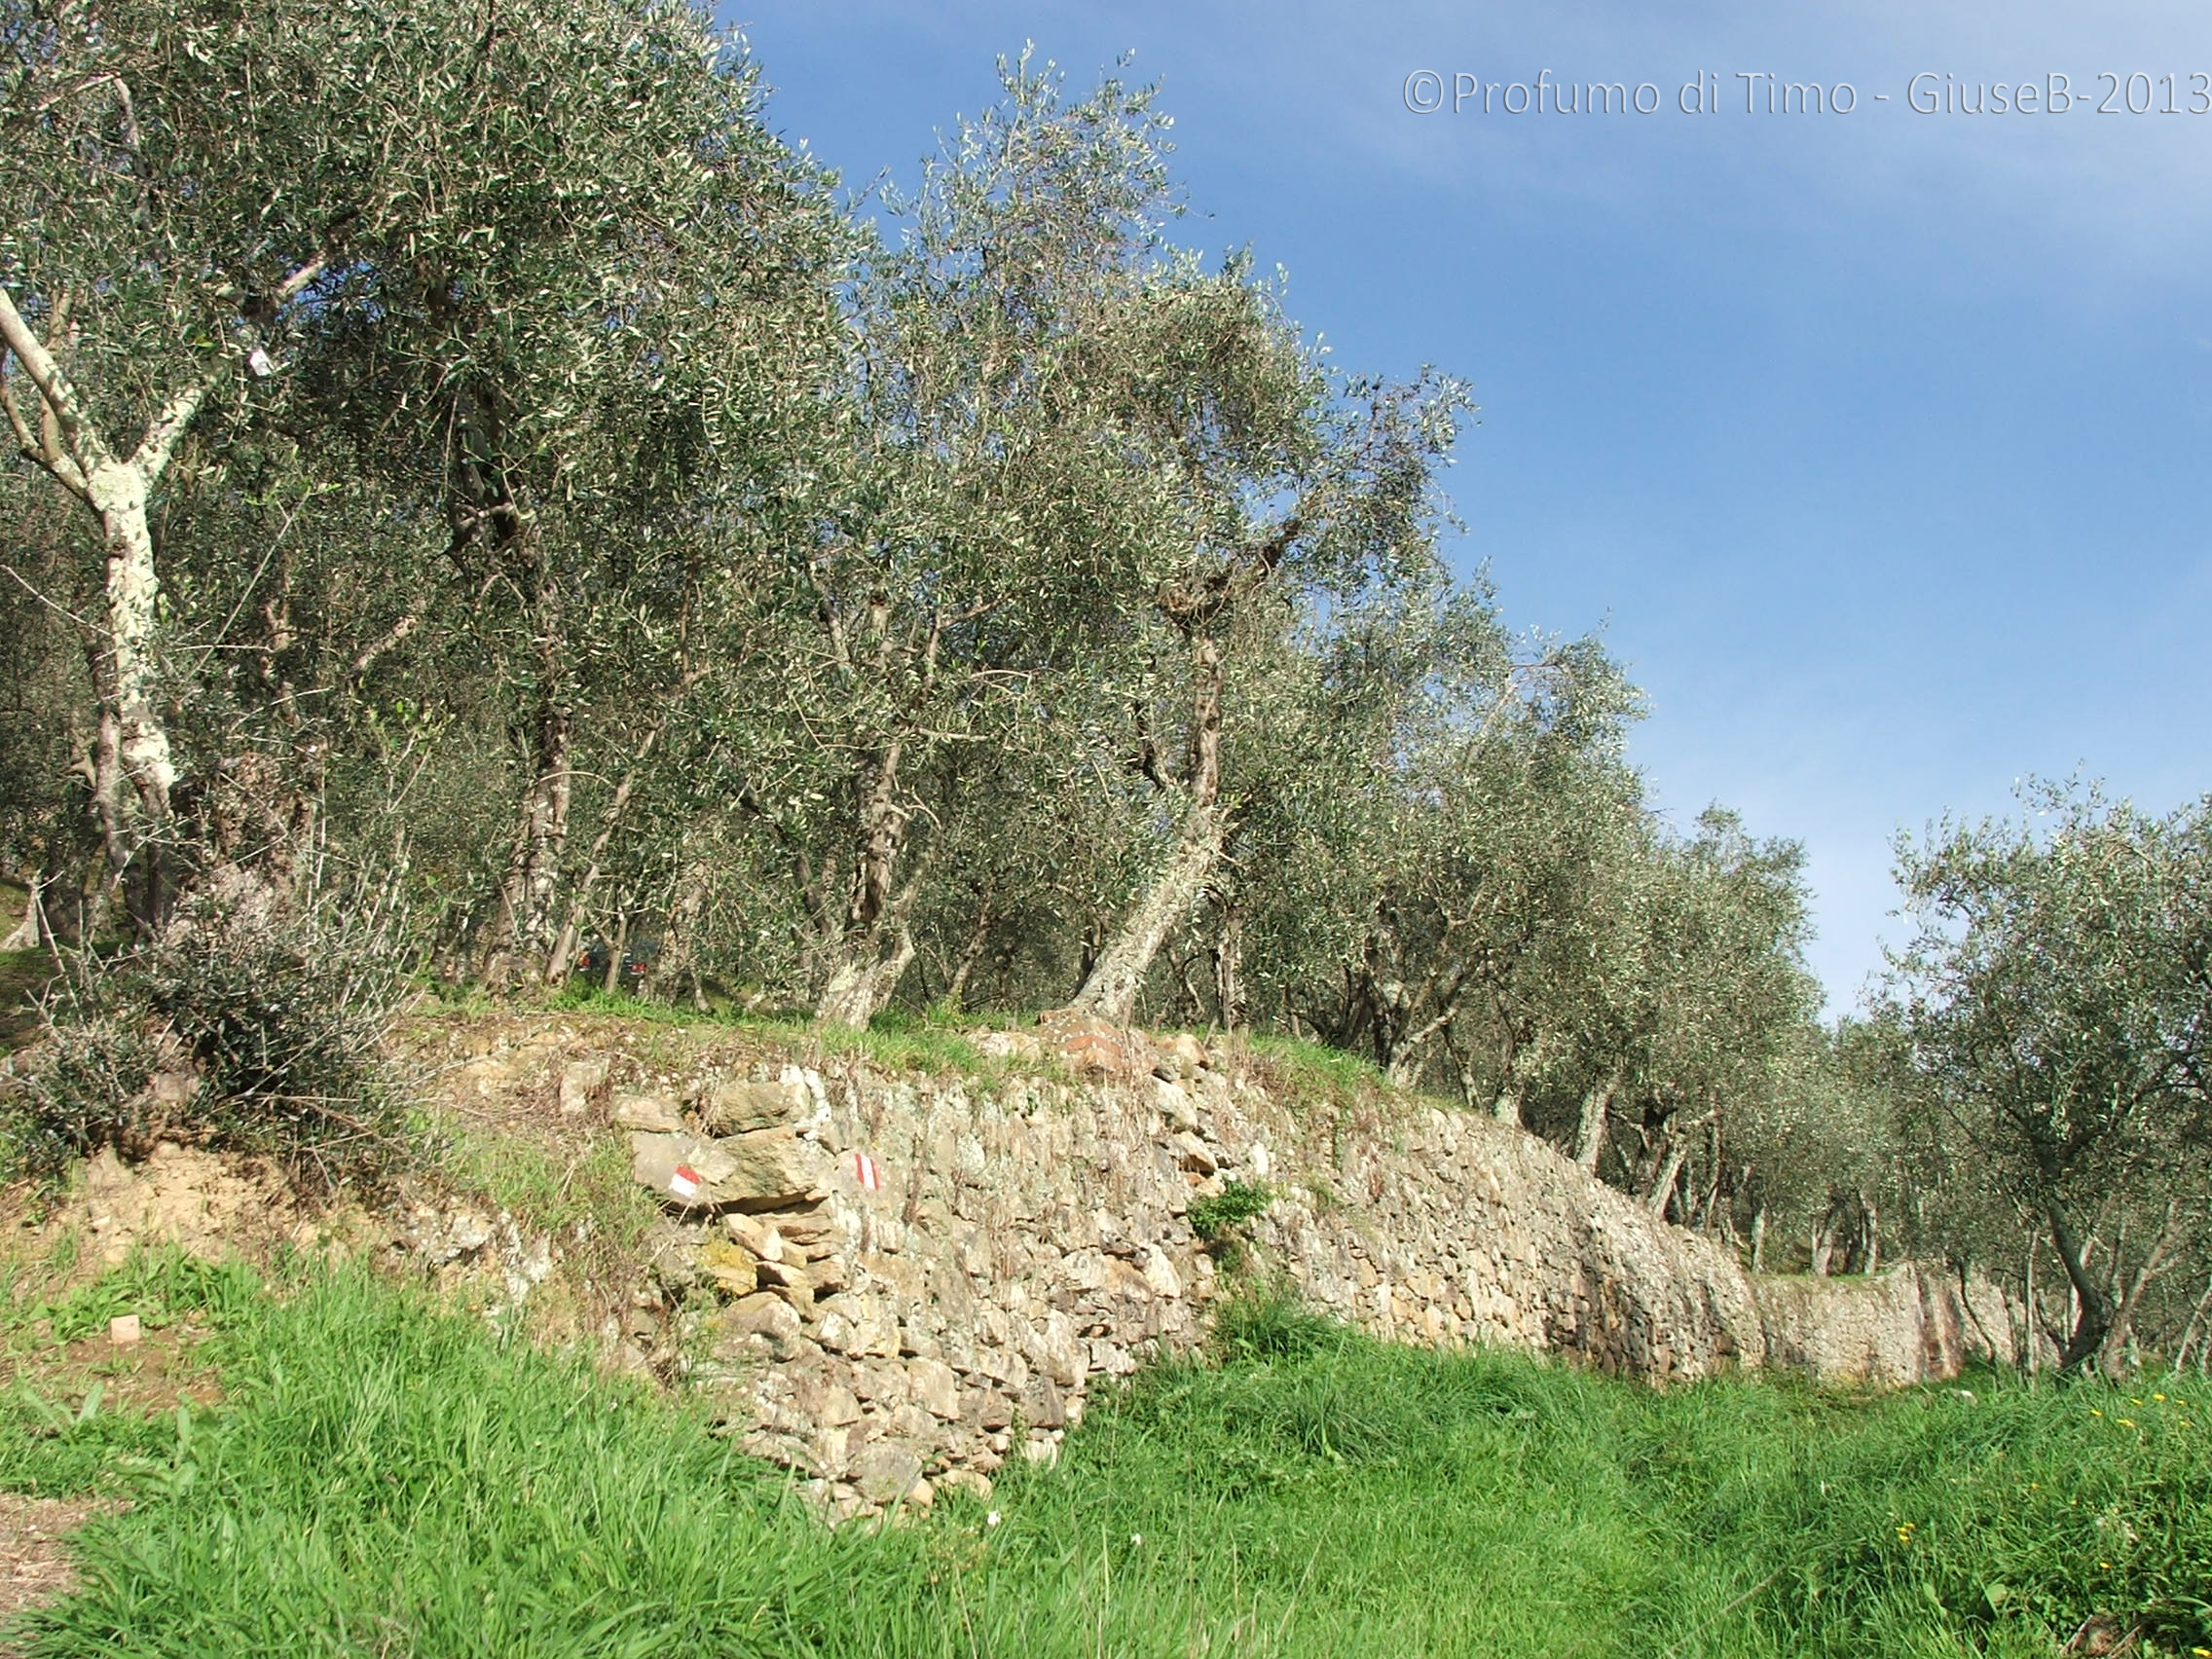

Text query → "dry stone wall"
[547,1012,2014,1517]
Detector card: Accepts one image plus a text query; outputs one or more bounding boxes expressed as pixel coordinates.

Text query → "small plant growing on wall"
[1188,1179,1274,1272]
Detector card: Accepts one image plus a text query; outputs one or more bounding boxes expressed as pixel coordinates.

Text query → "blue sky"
[738,2,2212,1012]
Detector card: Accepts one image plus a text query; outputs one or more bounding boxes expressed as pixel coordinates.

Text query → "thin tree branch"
[0,283,104,469]
[129,375,216,482]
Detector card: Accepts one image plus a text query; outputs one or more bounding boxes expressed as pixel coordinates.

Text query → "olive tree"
[292,4,849,984]
[791,56,1247,1026]
[1064,302,1477,1025]
[1887,784,2212,1373]
[1,0,848,960]
[1,0,400,927]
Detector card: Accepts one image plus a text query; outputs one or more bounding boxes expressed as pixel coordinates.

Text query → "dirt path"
[0,1493,119,1656]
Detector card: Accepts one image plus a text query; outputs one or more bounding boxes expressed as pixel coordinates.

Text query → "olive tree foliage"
[0,8,1895,1279]
[1261,598,1645,1100]
[290,4,851,987]
[771,54,1481,1030]
[0,474,98,946]
[1063,300,1478,1025]
[0,0,848,964]
[1725,1016,1916,1275]
[770,55,1214,1027]
[1600,812,1822,1222]
[1885,784,2212,1374]
[0,0,439,931]
[1411,688,1647,1121]
[1099,553,1832,1246]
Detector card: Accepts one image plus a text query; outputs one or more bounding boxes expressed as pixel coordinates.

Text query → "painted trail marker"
[853,1152,882,1192]
[668,1165,702,1200]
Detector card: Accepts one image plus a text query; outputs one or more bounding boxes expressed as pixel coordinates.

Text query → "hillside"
[18,1006,2009,1501]
[5,0,2205,1401]
[2,1008,2206,1656]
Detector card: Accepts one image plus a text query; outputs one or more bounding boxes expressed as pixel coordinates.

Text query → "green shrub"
[1,1009,166,1180]
[2,903,409,1194]
[1187,1178,1273,1242]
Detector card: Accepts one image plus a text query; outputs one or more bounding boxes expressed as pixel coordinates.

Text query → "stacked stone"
[532,1011,2015,1518]
[609,1023,1240,1519]
[71,1009,2015,1529]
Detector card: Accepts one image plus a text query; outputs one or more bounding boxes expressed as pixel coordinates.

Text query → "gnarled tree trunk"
[87,462,179,931]
[482,683,573,986]
[1068,804,1225,1026]
[817,924,918,1029]
[814,741,921,1029]
[1070,630,1228,1025]
[943,899,997,1014]
[2097,1198,2184,1377]
[2048,1204,2115,1375]
[1575,1064,1625,1173]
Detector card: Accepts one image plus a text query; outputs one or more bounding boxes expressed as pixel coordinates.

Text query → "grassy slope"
[5,1258,2210,1658]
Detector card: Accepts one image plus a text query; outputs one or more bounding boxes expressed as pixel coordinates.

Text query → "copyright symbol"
[1404,70,1444,112]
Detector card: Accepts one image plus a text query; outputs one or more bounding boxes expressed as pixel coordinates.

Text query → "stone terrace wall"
[505,1012,2016,1517]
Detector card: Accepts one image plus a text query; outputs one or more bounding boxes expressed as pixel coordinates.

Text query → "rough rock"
[630,1127,830,1212]
[908,1357,961,1419]
[557,1055,610,1116]
[697,1078,797,1136]
[1036,1009,1153,1084]
[852,1440,928,1505]
[611,1091,685,1133]
[413,1014,2017,1514]
[1167,1130,1217,1174]
[1159,1033,1210,1074]
[700,1240,758,1297]
[722,1213,786,1262]
[719,1293,807,1359]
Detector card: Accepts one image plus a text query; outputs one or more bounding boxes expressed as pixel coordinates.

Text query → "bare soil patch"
[0,1492,124,1656]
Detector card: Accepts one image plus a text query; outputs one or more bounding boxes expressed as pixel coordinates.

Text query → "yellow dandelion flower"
[2117,1418,2137,1428]
[2090,1408,2104,1418]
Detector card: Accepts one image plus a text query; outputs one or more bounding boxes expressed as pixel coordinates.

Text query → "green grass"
[5,1248,266,1348]
[425,1114,659,1250]
[8,1263,2212,1657]
[1239,1030,1394,1103]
